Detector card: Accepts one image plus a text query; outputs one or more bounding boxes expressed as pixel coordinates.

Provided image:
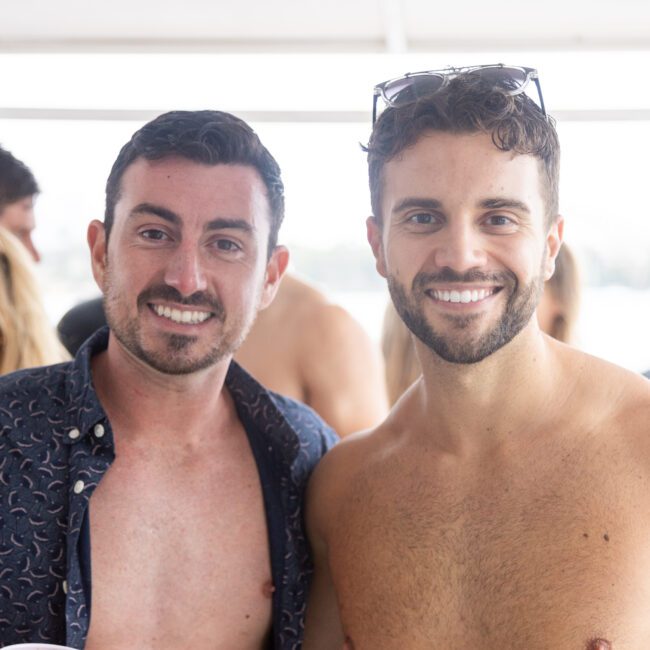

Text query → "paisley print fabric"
[0,327,337,649]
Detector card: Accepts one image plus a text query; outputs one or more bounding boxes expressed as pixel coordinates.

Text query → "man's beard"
[388,264,544,365]
[104,276,249,375]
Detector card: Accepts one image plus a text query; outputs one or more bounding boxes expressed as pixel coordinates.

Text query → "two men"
[0,111,336,648]
[305,67,650,648]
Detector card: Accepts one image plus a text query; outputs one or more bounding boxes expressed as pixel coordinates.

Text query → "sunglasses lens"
[473,66,529,93]
[374,65,544,123]
[383,74,446,106]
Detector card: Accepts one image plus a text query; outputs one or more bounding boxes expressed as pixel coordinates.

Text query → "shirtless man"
[0,110,336,649]
[304,66,650,649]
[235,273,388,436]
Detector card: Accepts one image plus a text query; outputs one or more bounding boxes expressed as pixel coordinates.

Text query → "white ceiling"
[1,0,649,52]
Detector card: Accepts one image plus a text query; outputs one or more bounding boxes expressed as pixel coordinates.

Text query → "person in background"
[536,242,580,344]
[381,297,421,406]
[0,145,41,262]
[0,226,68,373]
[382,244,581,405]
[235,273,388,436]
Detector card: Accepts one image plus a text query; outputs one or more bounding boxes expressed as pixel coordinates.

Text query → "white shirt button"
[94,423,105,438]
[62,580,68,594]
[73,480,85,494]
[68,428,80,440]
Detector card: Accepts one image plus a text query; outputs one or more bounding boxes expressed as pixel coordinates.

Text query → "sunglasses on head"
[372,63,546,124]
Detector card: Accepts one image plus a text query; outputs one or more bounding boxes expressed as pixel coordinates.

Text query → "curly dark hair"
[366,73,560,226]
[0,146,39,212]
[105,110,284,253]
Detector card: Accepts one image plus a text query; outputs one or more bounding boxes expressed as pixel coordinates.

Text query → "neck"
[91,331,231,444]
[410,322,574,454]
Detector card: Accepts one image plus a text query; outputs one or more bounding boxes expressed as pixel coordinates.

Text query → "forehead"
[116,157,271,229]
[382,131,544,216]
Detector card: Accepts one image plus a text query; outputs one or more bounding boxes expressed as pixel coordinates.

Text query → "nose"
[432,219,487,273]
[163,246,208,296]
[22,233,40,263]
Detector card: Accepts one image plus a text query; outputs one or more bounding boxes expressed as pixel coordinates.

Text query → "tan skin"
[304,132,650,649]
[83,157,288,649]
[235,273,388,437]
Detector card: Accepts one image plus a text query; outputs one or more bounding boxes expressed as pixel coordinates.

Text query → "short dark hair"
[366,73,560,226]
[0,146,39,213]
[105,110,285,252]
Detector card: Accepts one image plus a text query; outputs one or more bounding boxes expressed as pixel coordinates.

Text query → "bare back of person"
[235,274,312,401]
[85,389,272,650]
[306,346,650,649]
[235,274,388,436]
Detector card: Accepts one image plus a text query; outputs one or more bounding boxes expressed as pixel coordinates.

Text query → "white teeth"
[152,304,211,324]
[432,288,494,303]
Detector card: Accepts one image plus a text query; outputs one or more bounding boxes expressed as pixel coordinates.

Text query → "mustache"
[137,285,226,322]
[412,268,517,290]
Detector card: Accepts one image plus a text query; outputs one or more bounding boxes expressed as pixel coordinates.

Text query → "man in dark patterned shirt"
[0,110,337,649]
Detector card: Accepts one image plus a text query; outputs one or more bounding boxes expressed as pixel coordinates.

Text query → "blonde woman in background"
[382,244,581,405]
[0,226,68,373]
[535,242,581,344]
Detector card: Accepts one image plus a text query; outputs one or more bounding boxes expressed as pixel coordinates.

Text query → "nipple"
[262,580,275,599]
[586,638,611,650]
[343,637,355,650]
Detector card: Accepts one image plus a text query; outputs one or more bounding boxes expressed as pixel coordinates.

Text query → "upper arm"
[299,304,389,437]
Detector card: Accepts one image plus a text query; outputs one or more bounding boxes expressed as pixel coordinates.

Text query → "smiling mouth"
[150,304,214,324]
[426,287,502,304]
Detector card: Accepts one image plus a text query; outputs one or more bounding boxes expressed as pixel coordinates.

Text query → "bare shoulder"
[284,276,368,343]
[306,424,391,538]
[263,274,372,349]
[562,346,650,439]
[573,349,650,410]
[286,276,388,434]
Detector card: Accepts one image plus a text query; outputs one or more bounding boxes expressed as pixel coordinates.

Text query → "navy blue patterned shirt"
[0,328,337,649]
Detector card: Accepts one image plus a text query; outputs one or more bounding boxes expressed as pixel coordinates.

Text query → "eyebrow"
[130,203,180,224]
[480,198,531,214]
[130,203,254,233]
[392,197,443,214]
[392,197,532,215]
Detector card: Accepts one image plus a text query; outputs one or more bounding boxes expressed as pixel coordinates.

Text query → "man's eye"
[485,215,513,226]
[408,213,436,225]
[215,239,241,252]
[140,229,169,241]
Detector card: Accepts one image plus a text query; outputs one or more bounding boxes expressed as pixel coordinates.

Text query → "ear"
[366,216,387,278]
[259,244,289,310]
[543,215,564,281]
[87,220,108,291]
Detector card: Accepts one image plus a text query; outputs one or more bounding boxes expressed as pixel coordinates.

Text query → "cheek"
[493,237,545,277]
[383,234,427,274]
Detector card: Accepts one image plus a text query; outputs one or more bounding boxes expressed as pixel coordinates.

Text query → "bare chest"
[329,448,650,649]
[85,433,272,649]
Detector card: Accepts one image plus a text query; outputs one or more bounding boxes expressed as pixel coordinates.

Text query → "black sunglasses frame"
[372,64,546,124]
